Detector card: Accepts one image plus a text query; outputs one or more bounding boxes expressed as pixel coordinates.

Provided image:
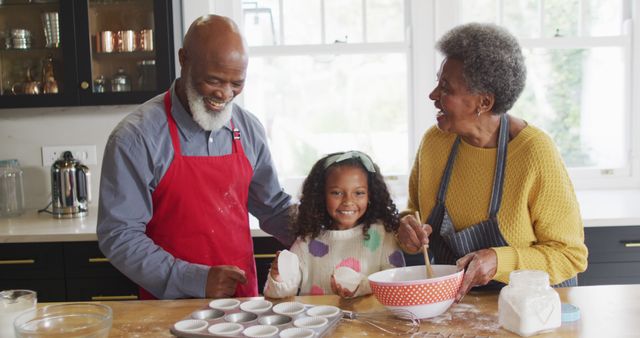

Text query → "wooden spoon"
[416,211,434,279]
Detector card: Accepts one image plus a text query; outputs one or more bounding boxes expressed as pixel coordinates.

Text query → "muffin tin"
[170,299,342,337]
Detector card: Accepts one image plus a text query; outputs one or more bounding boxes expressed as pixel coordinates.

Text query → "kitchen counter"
[0,205,268,243]
[59,283,640,337]
[2,189,640,243]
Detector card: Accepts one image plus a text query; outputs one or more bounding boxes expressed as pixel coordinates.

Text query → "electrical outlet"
[42,145,98,166]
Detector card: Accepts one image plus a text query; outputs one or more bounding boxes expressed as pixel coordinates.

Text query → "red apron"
[139,91,257,299]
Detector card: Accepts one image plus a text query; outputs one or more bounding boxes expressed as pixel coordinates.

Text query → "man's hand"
[397,213,432,254]
[205,265,248,298]
[455,249,497,302]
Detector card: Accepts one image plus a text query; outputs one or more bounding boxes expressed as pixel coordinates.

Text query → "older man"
[97,15,294,299]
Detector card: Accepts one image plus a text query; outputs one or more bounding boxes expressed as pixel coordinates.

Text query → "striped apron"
[426,114,576,288]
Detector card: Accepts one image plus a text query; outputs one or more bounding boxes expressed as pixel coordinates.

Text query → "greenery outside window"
[450,0,634,188]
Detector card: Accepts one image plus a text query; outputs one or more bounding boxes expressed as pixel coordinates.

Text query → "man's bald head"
[181,15,248,69]
[176,15,249,130]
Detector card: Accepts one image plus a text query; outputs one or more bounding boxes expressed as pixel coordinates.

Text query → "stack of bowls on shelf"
[41,12,60,48]
[10,29,31,49]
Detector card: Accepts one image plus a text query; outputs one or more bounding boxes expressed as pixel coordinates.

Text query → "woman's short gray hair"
[436,23,526,114]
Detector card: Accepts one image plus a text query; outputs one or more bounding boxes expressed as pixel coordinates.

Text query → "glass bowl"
[13,303,112,338]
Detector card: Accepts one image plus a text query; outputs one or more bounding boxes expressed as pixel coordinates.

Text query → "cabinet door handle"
[622,241,640,248]
[88,257,110,263]
[254,254,276,259]
[91,295,138,301]
[0,259,35,265]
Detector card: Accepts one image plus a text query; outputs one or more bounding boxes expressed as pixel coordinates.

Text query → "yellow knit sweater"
[407,124,588,285]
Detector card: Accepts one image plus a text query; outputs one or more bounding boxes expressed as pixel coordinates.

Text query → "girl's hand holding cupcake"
[330,275,359,298]
[269,251,282,282]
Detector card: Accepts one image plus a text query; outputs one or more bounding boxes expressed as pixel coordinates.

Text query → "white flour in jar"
[498,270,561,336]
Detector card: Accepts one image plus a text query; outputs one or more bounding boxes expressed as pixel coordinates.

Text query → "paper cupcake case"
[170,299,342,338]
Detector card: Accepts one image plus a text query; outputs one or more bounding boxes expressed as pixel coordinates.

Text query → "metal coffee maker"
[50,151,91,218]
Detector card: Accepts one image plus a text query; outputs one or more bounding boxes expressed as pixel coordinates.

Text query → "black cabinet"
[579,226,640,285]
[0,237,291,300]
[0,0,175,108]
[63,241,139,301]
[0,241,138,302]
[0,243,65,301]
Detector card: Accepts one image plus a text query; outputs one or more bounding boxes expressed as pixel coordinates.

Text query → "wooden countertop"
[50,284,639,337]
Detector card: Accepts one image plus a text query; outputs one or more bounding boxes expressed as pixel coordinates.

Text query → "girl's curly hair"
[291,151,400,240]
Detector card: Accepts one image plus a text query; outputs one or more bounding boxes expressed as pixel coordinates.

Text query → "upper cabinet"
[0,0,175,108]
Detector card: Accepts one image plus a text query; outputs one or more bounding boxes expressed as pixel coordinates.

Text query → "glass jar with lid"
[111,67,131,92]
[0,159,25,217]
[93,74,107,93]
[498,270,561,337]
[137,60,156,91]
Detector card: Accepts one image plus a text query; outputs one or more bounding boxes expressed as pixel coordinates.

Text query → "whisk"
[342,308,421,335]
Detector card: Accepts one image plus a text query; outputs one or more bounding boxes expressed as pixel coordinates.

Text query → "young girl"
[264,151,405,298]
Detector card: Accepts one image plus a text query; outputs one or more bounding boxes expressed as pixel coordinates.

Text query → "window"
[201,0,638,192]
[444,0,634,187]
[239,0,410,196]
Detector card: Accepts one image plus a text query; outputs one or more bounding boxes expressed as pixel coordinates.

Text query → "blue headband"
[323,151,376,173]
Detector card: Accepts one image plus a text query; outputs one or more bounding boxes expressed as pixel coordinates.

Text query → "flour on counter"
[423,303,501,334]
[426,312,452,324]
[450,303,480,313]
[411,333,492,338]
[117,323,174,337]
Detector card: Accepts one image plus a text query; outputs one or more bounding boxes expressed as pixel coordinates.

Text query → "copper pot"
[116,30,136,52]
[11,67,40,95]
[96,31,114,53]
[138,29,153,51]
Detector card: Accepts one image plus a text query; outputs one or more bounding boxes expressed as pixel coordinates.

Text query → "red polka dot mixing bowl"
[368,265,463,319]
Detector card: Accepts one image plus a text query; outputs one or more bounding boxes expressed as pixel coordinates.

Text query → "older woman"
[397,23,588,301]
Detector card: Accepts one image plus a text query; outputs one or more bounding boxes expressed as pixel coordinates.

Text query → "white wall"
[0,105,132,209]
[0,0,192,211]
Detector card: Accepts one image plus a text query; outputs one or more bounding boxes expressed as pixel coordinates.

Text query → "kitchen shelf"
[0,47,62,54]
[92,51,155,58]
[0,0,175,108]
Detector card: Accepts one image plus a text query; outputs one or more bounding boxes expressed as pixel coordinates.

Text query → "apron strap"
[426,136,460,227]
[488,113,509,219]
[435,137,461,204]
[164,91,182,158]
[431,113,509,221]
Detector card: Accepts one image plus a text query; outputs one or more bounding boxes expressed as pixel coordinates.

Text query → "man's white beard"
[185,78,233,131]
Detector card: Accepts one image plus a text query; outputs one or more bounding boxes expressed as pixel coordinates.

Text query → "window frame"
[437,0,639,189]
[233,0,421,199]
[185,0,640,192]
